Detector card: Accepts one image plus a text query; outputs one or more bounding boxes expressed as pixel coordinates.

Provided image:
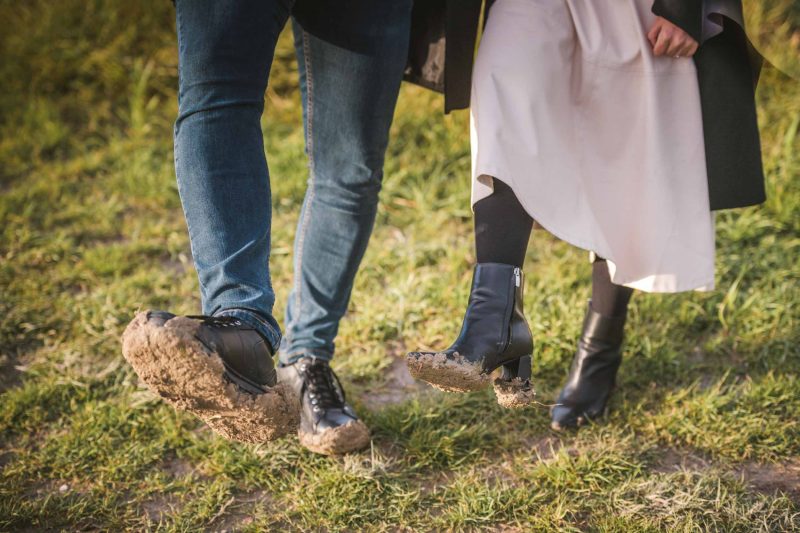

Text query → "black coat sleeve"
[651,0,766,210]
[695,16,766,210]
[405,0,447,94]
[404,0,485,113]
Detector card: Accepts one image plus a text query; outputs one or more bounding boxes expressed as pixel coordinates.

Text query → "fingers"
[682,40,699,58]
[647,23,661,48]
[672,35,699,57]
[649,16,700,58]
[666,37,685,57]
[652,27,672,56]
[672,37,699,58]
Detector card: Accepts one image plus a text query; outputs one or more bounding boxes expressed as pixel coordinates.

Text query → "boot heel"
[494,355,535,409]
[499,354,531,382]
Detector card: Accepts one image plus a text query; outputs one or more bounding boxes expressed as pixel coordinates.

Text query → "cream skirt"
[471,0,716,292]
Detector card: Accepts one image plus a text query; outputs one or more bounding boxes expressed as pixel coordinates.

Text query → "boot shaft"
[580,301,626,348]
[451,263,533,371]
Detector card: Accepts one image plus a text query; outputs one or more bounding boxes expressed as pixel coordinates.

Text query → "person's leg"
[590,258,634,317]
[474,178,534,267]
[277,0,412,455]
[407,176,535,407]
[122,0,299,444]
[280,1,412,362]
[174,0,293,350]
[550,257,632,431]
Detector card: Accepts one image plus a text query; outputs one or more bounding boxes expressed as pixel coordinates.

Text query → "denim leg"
[174,0,293,351]
[280,2,413,363]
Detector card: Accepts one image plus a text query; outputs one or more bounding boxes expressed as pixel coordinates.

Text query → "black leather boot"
[550,302,626,431]
[121,311,299,443]
[406,263,535,407]
[278,357,370,455]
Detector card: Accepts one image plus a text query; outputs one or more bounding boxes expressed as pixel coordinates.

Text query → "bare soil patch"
[208,490,281,532]
[737,459,800,502]
[361,355,433,408]
[141,493,182,525]
[652,448,712,474]
[653,448,800,502]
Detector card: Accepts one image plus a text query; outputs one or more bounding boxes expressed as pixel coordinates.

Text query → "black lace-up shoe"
[277,357,370,455]
[122,310,299,443]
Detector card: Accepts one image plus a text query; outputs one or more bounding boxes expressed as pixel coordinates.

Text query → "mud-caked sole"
[405,352,492,393]
[121,311,299,443]
[493,377,536,409]
[298,420,371,456]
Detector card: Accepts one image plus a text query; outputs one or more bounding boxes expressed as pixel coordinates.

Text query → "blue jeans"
[174,0,411,359]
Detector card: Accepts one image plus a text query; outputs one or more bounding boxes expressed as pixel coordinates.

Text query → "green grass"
[1,1,799,531]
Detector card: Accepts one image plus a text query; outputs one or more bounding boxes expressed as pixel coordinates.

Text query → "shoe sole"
[298,420,371,456]
[405,352,492,393]
[121,311,299,443]
[549,407,609,432]
[550,416,586,432]
[493,377,536,409]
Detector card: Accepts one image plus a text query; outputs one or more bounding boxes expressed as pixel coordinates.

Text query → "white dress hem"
[473,167,715,293]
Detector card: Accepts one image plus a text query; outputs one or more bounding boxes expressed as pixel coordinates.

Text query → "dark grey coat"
[404,0,766,211]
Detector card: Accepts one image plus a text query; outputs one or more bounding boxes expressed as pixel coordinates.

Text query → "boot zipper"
[502,268,522,355]
[497,268,519,355]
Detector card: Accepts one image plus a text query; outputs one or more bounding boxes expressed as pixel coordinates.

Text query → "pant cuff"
[278,347,334,365]
[214,308,282,354]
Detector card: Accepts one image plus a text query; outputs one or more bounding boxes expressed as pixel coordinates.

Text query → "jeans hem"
[278,348,334,365]
[214,308,282,354]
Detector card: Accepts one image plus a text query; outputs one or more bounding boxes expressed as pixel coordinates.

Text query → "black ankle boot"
[550,302,626,430]
[407,263,534,406]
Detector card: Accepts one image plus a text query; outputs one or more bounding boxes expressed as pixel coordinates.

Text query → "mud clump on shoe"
[298,420,370,456]
[405,351,492,393]
[121,311,300,443]
[493,377,535,409]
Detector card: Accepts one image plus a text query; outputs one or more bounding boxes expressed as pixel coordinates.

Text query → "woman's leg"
[407,177,535,407]
[550,257,632,430]
[474,178,534,267]
[591,258,634,317]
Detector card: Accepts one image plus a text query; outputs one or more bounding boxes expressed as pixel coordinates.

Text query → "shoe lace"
[301,359,345,412]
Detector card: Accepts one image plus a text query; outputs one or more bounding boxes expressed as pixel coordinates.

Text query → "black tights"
[474,178,533,267]
[473,178,633,317]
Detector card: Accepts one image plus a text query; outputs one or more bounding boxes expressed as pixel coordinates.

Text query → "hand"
[647,16,699,58]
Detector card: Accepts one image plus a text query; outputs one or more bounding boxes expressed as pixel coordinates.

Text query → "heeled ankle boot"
[550,302,626,430]
[406,263,535,407]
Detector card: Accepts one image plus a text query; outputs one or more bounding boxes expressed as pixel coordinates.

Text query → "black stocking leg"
[473,178,534,267]
[591,258,634,317]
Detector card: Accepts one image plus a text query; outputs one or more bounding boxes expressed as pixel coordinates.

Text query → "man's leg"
[174,0,291,348]
[276,1,412,455]
[122,0,299,443]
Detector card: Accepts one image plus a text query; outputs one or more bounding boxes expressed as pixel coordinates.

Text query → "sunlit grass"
[1,1,798,530]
